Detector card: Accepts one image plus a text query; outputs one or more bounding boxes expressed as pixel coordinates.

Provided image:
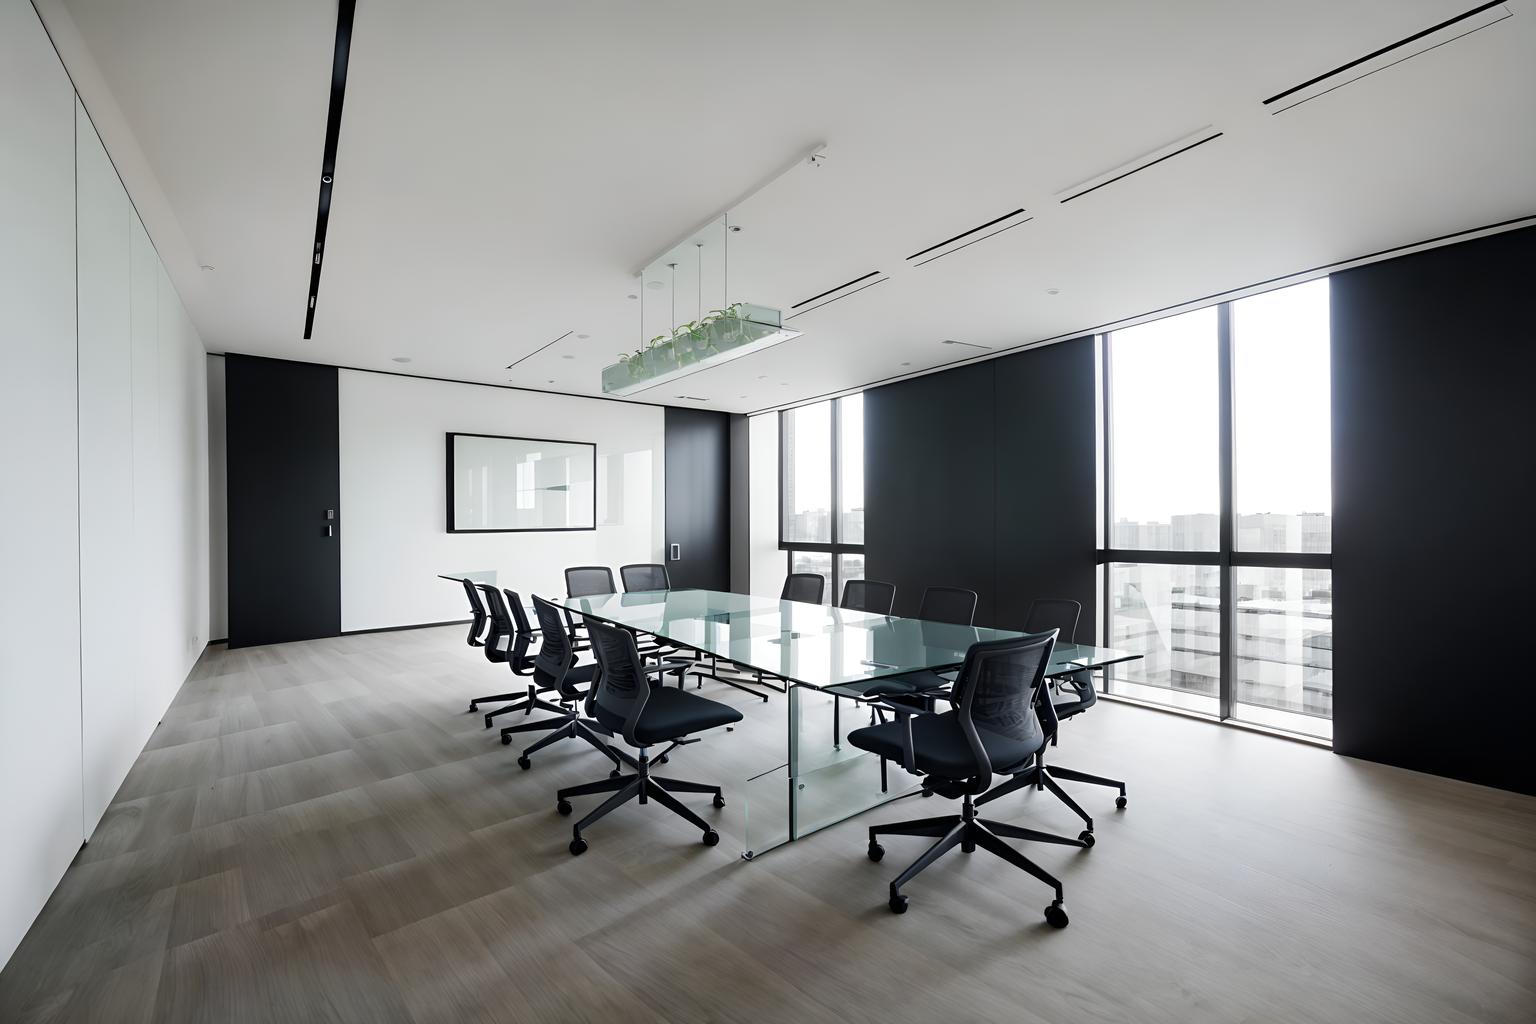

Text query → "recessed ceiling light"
[901,361,911,367]
[561,355,575,360]
[756,375,767,380]
[546,379,555,384]
[200,265,215,271]
[739,394,747,398]
[645,280,665,291]
[627,294,638,300]
[392,356,411,363]
[780,382,789,386]
[1046,287,1061,295]
[576,334,589,340]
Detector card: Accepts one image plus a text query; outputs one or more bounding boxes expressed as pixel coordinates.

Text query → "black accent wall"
[864,337,1097,635]
[1331,225,1536,795]
[225,355,342,648]
[664,407,731,591]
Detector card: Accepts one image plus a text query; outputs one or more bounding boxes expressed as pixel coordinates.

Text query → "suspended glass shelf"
[602,305,799,396]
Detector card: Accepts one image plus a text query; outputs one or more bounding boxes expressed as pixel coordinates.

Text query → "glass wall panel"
[1108,307,1220,550]
[1233,279,1331,554]
[838,394,864,544]
[1232,567,1332,737]
[1104,562,1221,715]
[782,402,832,543]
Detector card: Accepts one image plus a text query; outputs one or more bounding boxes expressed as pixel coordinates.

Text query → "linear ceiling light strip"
[304,0,356,340]
[1058,133,1223,205]
[791,270,884,309]
[506,331,574,370]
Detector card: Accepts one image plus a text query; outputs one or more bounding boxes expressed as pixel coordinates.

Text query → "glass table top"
[555,588,1137,691]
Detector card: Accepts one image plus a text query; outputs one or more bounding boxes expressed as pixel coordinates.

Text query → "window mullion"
[1217,301,1236,723]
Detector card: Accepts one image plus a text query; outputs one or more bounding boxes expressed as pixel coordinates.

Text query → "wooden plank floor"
[2,625,1533,1023]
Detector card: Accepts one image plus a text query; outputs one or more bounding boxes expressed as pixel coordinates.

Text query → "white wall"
[2,0,209,968]
[0,0,85,973]
[338,370,665,631]
[748,412,784,597]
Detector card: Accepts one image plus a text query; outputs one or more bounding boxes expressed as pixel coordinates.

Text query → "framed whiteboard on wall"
[445,432,597,532]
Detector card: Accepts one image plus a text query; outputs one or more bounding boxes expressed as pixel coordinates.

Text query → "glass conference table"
[450,577,1138,858]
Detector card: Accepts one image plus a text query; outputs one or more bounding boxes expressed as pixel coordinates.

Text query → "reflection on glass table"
[556,588,1139,859]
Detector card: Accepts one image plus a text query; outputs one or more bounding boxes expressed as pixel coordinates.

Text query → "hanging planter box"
[603,307,800,396]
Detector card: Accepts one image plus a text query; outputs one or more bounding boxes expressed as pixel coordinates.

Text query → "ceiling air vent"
[1056,129,1223,205]
[1261,1,1512,114]
[785,273,890,321]
[905,208,1031,268]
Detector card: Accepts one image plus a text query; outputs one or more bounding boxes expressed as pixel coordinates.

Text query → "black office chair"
[840,579,896,615]
[975,598,1128,831]
[469,587,566,729]
[859,586,978,707]
[556,618,742,854]
[566,566,616,597]
[782,572,825,605]
[459,577,488,648]
[619,563,671,593]
[499,595,623,773]
[849,630,1087,926]
[829,579,898,746]
[464,583,524,714]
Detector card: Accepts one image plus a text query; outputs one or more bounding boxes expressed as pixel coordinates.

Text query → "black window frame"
[1098,289,1333,731]
[779,396,864,603]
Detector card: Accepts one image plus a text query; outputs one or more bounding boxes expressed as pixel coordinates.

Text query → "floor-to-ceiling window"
[1101,278,1332,739]
[781,393,864,604]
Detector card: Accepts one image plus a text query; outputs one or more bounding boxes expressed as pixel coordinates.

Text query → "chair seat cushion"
[1048,670,1097,719]
[848,710,1041,780]
[859,669,951,697]
[593,686,743,745]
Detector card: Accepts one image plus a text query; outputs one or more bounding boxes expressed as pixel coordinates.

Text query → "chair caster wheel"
[1115,795,1127,809]
[500,734,512,746]
[702,829,720,847]
[888,892,908,914]
[569,836,588,856]
[556,800,572,816]
[1078,830,1095,848]
[658,754,669,764]
[1045,903,1069,929]
[468,702,478,713]
[610,769,623,779]
[517,755,531,770]
[920,789,933,798]
[867,842,884,863]
[712,793,726,809]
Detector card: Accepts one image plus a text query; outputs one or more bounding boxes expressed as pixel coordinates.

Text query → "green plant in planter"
[617,302,752,379]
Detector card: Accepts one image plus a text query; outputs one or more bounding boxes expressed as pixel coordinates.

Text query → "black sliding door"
[225,355,341,647]
[664,407,730,591]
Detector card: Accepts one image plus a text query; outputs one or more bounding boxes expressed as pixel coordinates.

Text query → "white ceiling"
[54,0,1536,413]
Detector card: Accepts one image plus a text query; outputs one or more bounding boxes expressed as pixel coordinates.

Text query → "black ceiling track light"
[304,0,356,340]
[1058,133,1223,205]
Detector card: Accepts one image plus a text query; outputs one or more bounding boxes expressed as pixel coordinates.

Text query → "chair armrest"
[868,698,922,773]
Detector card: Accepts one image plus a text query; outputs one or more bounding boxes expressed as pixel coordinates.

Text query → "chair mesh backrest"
[951,631,1056,776]
[1023,599,1080,643]
[587,618,649,742]
[620,563,670,593]
[461,578,488,641]
[841,579,895,615]
[476,584,512,661]
[530,595,573,682]
[566,566,616,598]
[504,589,533,636]
[919,586,977,625]
[782,573,825,605]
